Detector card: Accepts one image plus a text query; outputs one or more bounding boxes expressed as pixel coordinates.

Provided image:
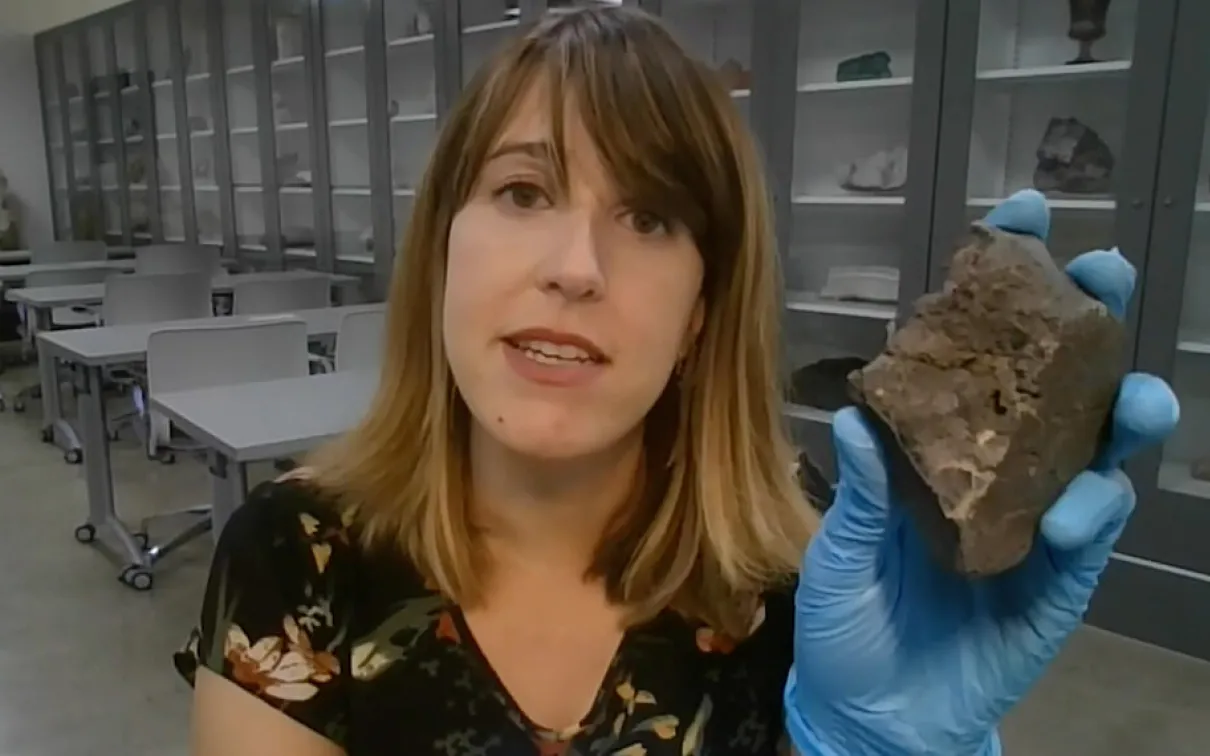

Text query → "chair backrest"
[24,267,113,288]
[146,318,310,395]
[31,240,107,265]
[134,244,222,276]
[335,308,386,372]
[231,274,330,315]
[101,271,214,326]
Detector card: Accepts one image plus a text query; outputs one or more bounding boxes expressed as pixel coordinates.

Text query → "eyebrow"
[485,140,554,163]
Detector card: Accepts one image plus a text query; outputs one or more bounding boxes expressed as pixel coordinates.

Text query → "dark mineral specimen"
[848,222,1125,576]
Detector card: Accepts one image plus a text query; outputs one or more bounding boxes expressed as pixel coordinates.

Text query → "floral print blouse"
[174,479,797,755]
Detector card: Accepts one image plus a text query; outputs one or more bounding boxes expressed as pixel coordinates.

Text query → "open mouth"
[503,337,605,366]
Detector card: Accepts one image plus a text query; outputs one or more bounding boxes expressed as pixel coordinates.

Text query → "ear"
[681,297,705,359]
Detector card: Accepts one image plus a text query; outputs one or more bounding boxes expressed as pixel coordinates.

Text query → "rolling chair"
[329,307,386,373]
[230,274,331,315]
[10,266,115,414]
[99,271,214,447]
[134,244,223,276]
[138,318,310,564]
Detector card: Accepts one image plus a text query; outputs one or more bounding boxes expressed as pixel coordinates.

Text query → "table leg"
[209,452,247,541]
[76,363,152,590]
[34,309,82,459]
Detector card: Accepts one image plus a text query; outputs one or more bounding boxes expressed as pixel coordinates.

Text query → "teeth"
[515,339,595,364]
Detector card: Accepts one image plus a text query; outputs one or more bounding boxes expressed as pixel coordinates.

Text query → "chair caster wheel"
[119,565,153,591]
[40,428,53,444]
[74,523,97,544]
[133,531,149,550]
[64,449,83,465]
[12,401,24,413]
[158,452,176,465]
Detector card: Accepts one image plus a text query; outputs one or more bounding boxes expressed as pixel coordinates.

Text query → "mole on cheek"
[496,416,504,424]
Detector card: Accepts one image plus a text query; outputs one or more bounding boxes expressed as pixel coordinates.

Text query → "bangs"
[453,7,749,299]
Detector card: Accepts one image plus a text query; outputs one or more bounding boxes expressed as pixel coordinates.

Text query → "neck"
[468,423,643,575]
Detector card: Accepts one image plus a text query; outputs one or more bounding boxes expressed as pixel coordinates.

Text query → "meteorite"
[848,222,1125,576]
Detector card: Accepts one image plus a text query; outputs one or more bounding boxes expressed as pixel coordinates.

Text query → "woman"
[175,6,1177,755]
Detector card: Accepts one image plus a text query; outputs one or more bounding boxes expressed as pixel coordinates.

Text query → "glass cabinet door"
[115,12,154,244]
[148,1,186,242]
[783,0,925,426]
[222,0,268,259]
[384,0,439,258]
[269,0,318,268]
[62,28,102,241]
[86,21,125,246]
[321,0,373,267]
[965,0,1136,259]
[180,0,222,247]
[659,0,754,125]
[460,1,520,86]
[40,39,72,240]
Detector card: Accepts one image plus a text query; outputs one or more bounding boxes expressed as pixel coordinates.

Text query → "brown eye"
[497,181,551,210]
[627,209,670,236]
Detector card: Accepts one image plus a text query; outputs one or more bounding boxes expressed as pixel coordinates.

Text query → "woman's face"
[444,83,705,462]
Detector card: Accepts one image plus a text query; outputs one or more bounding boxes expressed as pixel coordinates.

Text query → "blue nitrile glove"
[784,189,1181,756]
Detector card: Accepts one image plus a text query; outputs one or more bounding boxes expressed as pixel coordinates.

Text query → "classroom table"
[0,260,136,282]
[151,370,377,543]
[8,270,362,455]
[37,303,384,589]
[0,246,135,265]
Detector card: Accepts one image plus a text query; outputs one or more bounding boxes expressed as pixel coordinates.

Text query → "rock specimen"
[836,51,893,82]
[848,222,1125,576]
[1034,117,1114,195]
[839,145,908,193]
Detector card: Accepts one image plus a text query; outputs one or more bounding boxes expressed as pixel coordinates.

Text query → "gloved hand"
[784,189,1181,756]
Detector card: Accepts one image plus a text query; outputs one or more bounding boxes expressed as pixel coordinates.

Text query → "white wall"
[0,31,53,247]
[0,0,126,35]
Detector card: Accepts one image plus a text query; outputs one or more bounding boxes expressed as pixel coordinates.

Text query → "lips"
[503,327,608,364]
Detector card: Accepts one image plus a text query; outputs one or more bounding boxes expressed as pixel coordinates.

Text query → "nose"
[537,212,606,302]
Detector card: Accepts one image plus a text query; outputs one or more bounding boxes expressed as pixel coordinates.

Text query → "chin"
[482,403,638,461]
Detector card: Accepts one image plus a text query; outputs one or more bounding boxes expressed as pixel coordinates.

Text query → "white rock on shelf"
[819,264,900,303]
[837,145,908,193]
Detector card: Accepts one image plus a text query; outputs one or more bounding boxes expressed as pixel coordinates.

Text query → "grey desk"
[0,260,135,282]
[151,370,376,538]
[0,246,135,265]
[37,303,384,587]
[10,271,362,454]
[4,269,355,307]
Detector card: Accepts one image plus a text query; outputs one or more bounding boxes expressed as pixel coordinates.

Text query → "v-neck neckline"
[448,605,644,743]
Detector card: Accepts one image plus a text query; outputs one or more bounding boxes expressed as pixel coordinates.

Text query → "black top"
[174,479,797,755]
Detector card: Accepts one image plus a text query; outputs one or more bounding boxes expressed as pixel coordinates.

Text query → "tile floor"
[0,363,1209,755]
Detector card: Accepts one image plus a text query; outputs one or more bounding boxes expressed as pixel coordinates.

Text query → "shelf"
[976,60,1132,86]
[387,34,434,49]
[1177,332,1210,355]
[1158,461,1210,500]
[785,291,897,321]
[465,19,518,35]
[391,113,436,125]
[337,253,374,265]
[968,196,1115,211]
[333,188,372,197]
[784,403,834,425]
[326,44,364,61]
[798,76,913,94]
[792,194,904,207]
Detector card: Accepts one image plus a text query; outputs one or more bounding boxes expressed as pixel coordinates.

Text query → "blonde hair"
[306,6,817,637]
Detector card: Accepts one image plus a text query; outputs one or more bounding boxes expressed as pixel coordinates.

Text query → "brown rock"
[848,222,1125,576]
